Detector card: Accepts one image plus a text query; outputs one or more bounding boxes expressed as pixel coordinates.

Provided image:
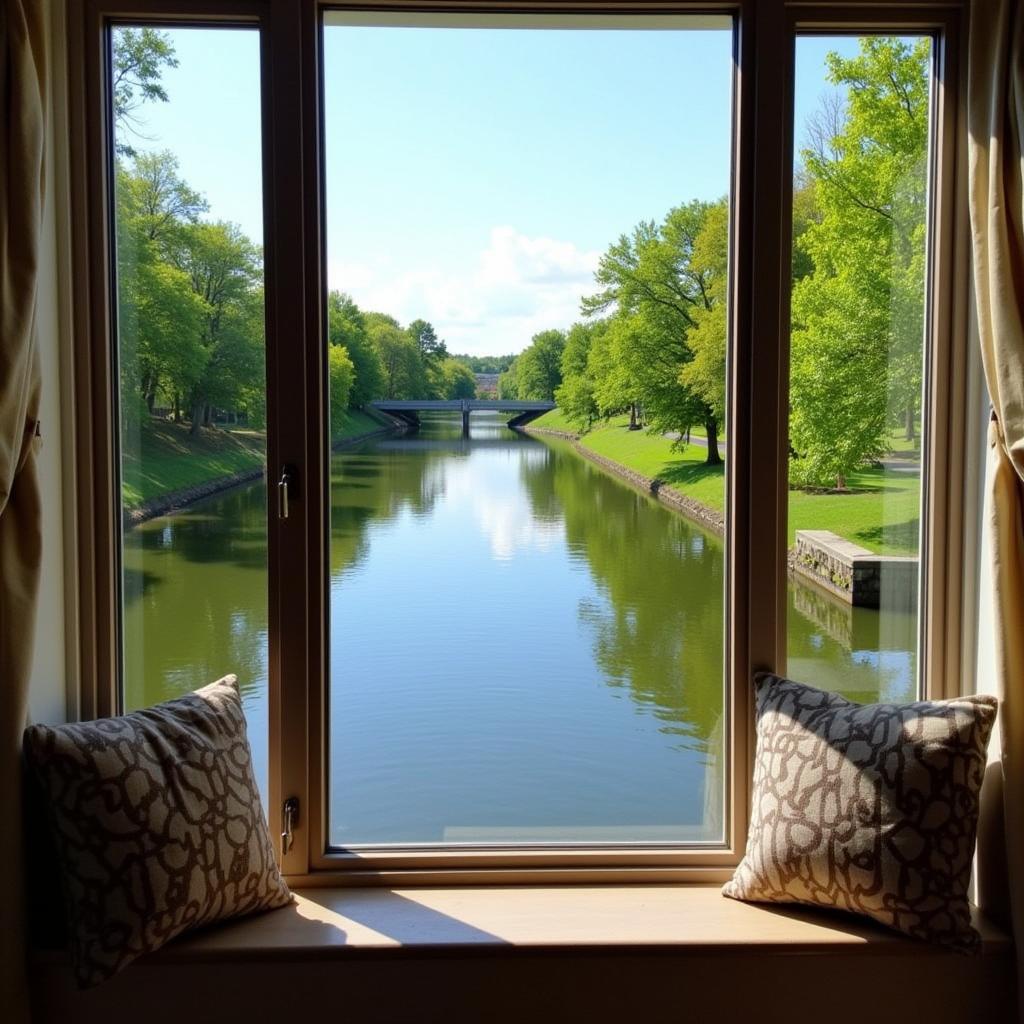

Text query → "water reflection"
[122,412,915,843]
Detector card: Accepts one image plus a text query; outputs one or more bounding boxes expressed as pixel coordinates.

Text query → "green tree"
[371,320,425,399]
[555,321,605,431]
[327,291,384,406]
[111,28,178,155]
[790,37,930,486]
[172,221,264,434]
[678,198,729,439]
[583,200,721,463]
[441,357,478,399]
[514,329,565,400]
[328,344,356,417]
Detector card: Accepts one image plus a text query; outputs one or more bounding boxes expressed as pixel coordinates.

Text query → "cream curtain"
[0,1,47,1021]
[968,0,1024,1015]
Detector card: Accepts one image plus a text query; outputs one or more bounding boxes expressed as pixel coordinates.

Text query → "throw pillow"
[23,674,291,987]
[723,672,997,951]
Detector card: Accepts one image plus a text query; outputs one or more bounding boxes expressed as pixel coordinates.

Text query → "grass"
[533,410,921,556]
[121,418,266,509]
[332,407,385,443]
[528,407,579,434]
[122,409,384,509]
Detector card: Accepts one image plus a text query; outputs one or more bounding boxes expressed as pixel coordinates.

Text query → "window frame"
[65,0,971,886]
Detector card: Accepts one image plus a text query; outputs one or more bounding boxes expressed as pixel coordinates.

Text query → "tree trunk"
[628,403,640,430]
[904,404,916,442]
[704,416,722,466]
[190,403,204,437]
[836,473,847,491]
[204,404,213,426]
[173,393,181,424]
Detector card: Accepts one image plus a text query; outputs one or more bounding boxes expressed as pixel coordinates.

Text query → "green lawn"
[121,418,266,509]
[535,411,921,556]
[331,408,385,443]
[122,409,384,509]
[528,407,579,434]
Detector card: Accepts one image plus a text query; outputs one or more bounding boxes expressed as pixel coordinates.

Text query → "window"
[69,0,969,883]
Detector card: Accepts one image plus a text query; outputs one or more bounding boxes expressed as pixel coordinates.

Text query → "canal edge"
[520,425,725,538]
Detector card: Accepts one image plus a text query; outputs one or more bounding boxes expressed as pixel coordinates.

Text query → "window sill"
[31,886,1015,1023]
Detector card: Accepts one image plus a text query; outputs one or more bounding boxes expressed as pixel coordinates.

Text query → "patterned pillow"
[723,673,997,951]
[23,675,291,987]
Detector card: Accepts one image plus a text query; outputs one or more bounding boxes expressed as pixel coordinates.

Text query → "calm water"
[123,414,916,845]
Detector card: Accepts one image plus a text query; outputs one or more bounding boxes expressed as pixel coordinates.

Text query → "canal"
[122,413,916,846]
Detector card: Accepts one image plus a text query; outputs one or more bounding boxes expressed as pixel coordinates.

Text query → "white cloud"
[328,226,600,355]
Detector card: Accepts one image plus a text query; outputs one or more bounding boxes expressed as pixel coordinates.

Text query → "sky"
[119,23,886,357]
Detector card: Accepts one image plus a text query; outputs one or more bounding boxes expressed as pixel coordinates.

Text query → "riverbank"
[526,410,920,556]
[525,424,725,536]
[124,409,395,527]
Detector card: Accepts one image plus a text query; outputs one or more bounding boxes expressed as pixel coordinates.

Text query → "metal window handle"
[281,797,299,854]
[278,465,295,520]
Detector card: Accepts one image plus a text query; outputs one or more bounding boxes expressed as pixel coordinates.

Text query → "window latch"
[281,796,299,854]
[277,464,296,520]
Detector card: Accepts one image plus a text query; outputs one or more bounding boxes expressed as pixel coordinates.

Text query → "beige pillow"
[23,675,291,987]
[723,673,997,951]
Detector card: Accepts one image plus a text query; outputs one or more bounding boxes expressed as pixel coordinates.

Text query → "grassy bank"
[529,409,920,556]
[122,409,386,510]
[121,419,266,509]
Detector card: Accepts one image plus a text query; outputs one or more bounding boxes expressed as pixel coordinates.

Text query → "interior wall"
[28,0,71,728]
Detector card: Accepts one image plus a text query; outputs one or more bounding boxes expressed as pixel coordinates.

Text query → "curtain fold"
[968,0,1024,1016]
[0,1,47,1021]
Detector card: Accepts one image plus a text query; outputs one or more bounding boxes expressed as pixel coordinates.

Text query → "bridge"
[369,399,554,436]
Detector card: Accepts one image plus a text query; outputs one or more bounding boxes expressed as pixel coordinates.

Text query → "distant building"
[475,372,500,397]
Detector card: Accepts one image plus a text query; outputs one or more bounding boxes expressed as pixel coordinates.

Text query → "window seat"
[30,885,1015,1024]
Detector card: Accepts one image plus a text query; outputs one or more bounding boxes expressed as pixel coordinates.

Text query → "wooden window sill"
[31,886,1015,1023]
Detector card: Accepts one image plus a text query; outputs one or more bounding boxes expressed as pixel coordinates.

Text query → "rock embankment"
[522,425,725,537]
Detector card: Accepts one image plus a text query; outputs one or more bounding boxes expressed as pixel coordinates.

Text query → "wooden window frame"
[65,0,971,887]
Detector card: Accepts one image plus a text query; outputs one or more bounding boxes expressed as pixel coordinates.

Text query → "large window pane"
[323,13,733,846]
[786,35,932,702]
[111,27,269,797]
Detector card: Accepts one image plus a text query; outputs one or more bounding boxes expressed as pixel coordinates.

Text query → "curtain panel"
[0,1,47,1021]
[968,0,1024,1017]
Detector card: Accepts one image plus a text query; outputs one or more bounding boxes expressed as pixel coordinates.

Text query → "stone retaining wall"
[793,529,918,609]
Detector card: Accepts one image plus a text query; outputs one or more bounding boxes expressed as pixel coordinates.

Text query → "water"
[123,413,916,845]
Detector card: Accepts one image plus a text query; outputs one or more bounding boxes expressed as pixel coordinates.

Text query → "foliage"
[580,200,722,462]
[498,330,565,401]
[790,37,930,486]
[441,358,478,399]
[328,344,356,415]
[327,291,384,406]
[111,28,178,156]
[554,321,604,431]
[451,353,516,374]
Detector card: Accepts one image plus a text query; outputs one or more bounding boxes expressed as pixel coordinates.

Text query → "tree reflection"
[520,439,725,754]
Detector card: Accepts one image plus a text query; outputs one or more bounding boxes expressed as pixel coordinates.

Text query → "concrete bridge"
[369,399,554,436]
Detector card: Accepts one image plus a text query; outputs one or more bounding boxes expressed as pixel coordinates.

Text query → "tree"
[370,321,425,399]
[555,321,604,431]
[583,200,722,463]
[441,358,477,399]
[119,150,206,244]
[114,156,208,419]
[790,37,930,485]
[513,329,565,401]
[172,220,264,434]
[111,28,178,156]
[327,291,384,406]
[328,344,356,415]
[678,197,729,455]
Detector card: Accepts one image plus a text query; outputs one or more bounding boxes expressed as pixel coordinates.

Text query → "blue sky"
[120,23,872,356]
